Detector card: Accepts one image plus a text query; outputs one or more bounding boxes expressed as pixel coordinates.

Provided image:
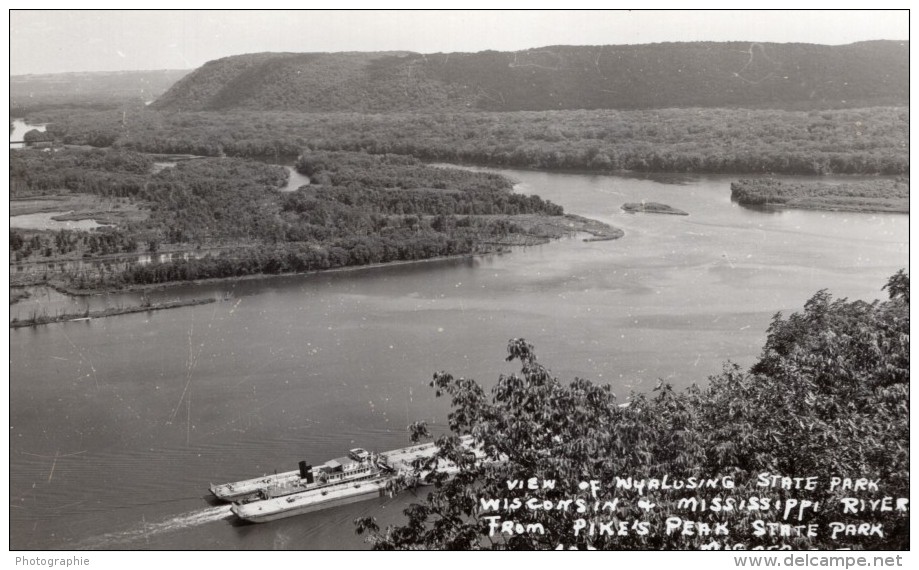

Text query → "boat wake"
[72,505,233,549]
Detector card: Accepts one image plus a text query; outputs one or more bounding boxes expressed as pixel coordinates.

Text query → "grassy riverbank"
[730,178,909,213]
[474,214,624,245]
[9,297,217,328]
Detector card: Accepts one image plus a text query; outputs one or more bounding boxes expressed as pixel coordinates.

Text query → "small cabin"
[312,452,375,484]
[349,448,371,462]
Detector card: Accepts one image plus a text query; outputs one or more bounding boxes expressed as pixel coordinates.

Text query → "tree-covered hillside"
[152,41,907,113]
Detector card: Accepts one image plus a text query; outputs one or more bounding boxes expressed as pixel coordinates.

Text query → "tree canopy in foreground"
[357,271,909,550]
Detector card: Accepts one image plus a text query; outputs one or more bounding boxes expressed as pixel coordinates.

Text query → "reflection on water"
[9,167,908,550]
[10,211,106,231]
[281,166,311,192]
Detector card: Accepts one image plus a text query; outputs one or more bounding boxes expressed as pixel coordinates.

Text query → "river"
[10,118,47,148]
[8,167,908,550]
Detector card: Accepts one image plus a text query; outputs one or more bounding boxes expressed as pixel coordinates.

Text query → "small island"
[731,178,909,213]
[621,202,689,216]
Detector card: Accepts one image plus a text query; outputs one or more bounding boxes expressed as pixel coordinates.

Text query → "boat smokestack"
[299,461,313,482]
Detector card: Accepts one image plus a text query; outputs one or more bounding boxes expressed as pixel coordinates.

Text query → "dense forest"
[358,272,910,550]
[36,106,909,175]
[731,178,909,213]
[11,148,584,290]
[10,148,287,240]
[152,42,907,113]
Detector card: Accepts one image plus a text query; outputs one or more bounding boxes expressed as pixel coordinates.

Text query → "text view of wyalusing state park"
[9,15,909,551]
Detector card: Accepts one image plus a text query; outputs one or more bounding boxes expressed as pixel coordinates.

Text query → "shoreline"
[12,214,621,298]
[426,159,907,184]
[32,251,506,298]
[9,297,217,328]
[736,201,909,215]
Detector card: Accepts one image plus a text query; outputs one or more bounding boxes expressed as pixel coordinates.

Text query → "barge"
[215,436,479,523]
[210,447,380,502]
[231,477,391,523]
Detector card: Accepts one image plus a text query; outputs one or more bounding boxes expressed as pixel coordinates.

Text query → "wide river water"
[9,166,908,550]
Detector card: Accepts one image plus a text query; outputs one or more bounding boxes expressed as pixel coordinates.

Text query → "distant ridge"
[153,41,907,112]
[11,69,190,113]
